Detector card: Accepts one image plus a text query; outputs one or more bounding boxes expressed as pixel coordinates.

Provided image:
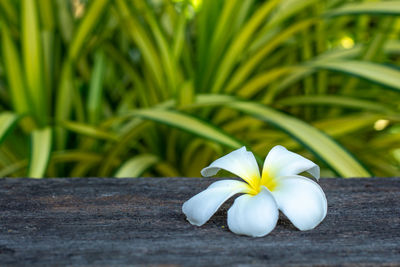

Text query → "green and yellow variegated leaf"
[192,95,371,177]
[115,154,159,177]
[131,109,243,149]
[60,121,118,141]
[226,101,371,177]
[87,50,106,125]
[326,1,400,17]
[0,112,19,146]
[1,26,30,114]
[68,0,110,61]
[277,95,395,114]
[1,0,399,178]
[309,60,400,91]
[28,127,52,178]
[22,0,46,124]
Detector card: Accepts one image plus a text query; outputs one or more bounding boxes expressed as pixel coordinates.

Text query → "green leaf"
[115,0,165,93]
[131,109,243,149]
[226,101,371,177]
[0,112,19,146]
[225,18,316,93]
[236,67,294,97]
[0,0,18,25]
[264,48,364,101]
[385,40,400,55]
[60,121,118,141]
[309,60,400,92]
[172,4,187,61]
[326,1,400,17]
[139,1,178,93]
[22,0,46,124]
[55,65,74,150]
[38,0,55,103]
[268,0,319,26]
[191,95,371,177]
[201,0,242,89]
[68,0,110,61]
[55,0,74,42]
[277,95,395,114]
[0,160,28,178]
[28,127,52,178]
[1,25,30,114]
[313,114,382,138]
[271,43,399,98]
[248,0,320,54]
[115,154,159,177]
[51,151,103,163]
[98,120,151,176]
[211,0,280,93]
[87,50,106,125]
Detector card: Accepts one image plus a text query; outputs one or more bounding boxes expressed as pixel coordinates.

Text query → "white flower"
[182,145,327,237]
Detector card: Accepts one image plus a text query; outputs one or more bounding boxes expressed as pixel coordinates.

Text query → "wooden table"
[0,177,399,266]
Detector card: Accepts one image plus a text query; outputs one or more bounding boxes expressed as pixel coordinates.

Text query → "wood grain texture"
[0,177,399,266]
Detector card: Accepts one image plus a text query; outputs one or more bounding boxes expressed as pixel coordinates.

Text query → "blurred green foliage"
[0,0,400,178]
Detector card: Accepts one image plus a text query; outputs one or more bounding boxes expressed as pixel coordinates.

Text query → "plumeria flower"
[182,146,327,237]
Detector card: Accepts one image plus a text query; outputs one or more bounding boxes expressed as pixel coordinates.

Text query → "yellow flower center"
[261,173,278,192]
[248,172,278,195]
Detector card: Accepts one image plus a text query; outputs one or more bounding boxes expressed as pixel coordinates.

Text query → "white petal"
[201,147,260,187]
[272,175,327,231]
[227,187,278,237]
[182,180,250,226]
[263,145,319,180]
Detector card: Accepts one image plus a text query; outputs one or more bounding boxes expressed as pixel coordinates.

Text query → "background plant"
[0,0,399,178]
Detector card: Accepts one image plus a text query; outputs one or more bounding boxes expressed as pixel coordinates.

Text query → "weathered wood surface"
[0,177,399,266]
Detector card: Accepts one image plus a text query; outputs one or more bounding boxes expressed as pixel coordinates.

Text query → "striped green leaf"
[51,151,103,164]
[211,0,280,93]
[60,121,118,141]
[1,25,30,114]
[68,0,110,61]
[55,0,110,147]
[309,60,400,92]
[225,18,316,93]
[236,67,294,97]
[87,50,106,125]
[277,95,395,114]
[226,101,371,177]
[98,120,151,176]
[271,43,399,98]
[131,109,243,149]
[192,95,371,177]
[115,0,165,93]
[55,65,73,150]
[0,160,28,178]
[115,154,159,177]
[313,114,383,138]
[22,0,46,124]
[0,0,18,24]
[28,127,52,178]
[0,112,19,146]
[139,1,178,93]
[326,1,400,17]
